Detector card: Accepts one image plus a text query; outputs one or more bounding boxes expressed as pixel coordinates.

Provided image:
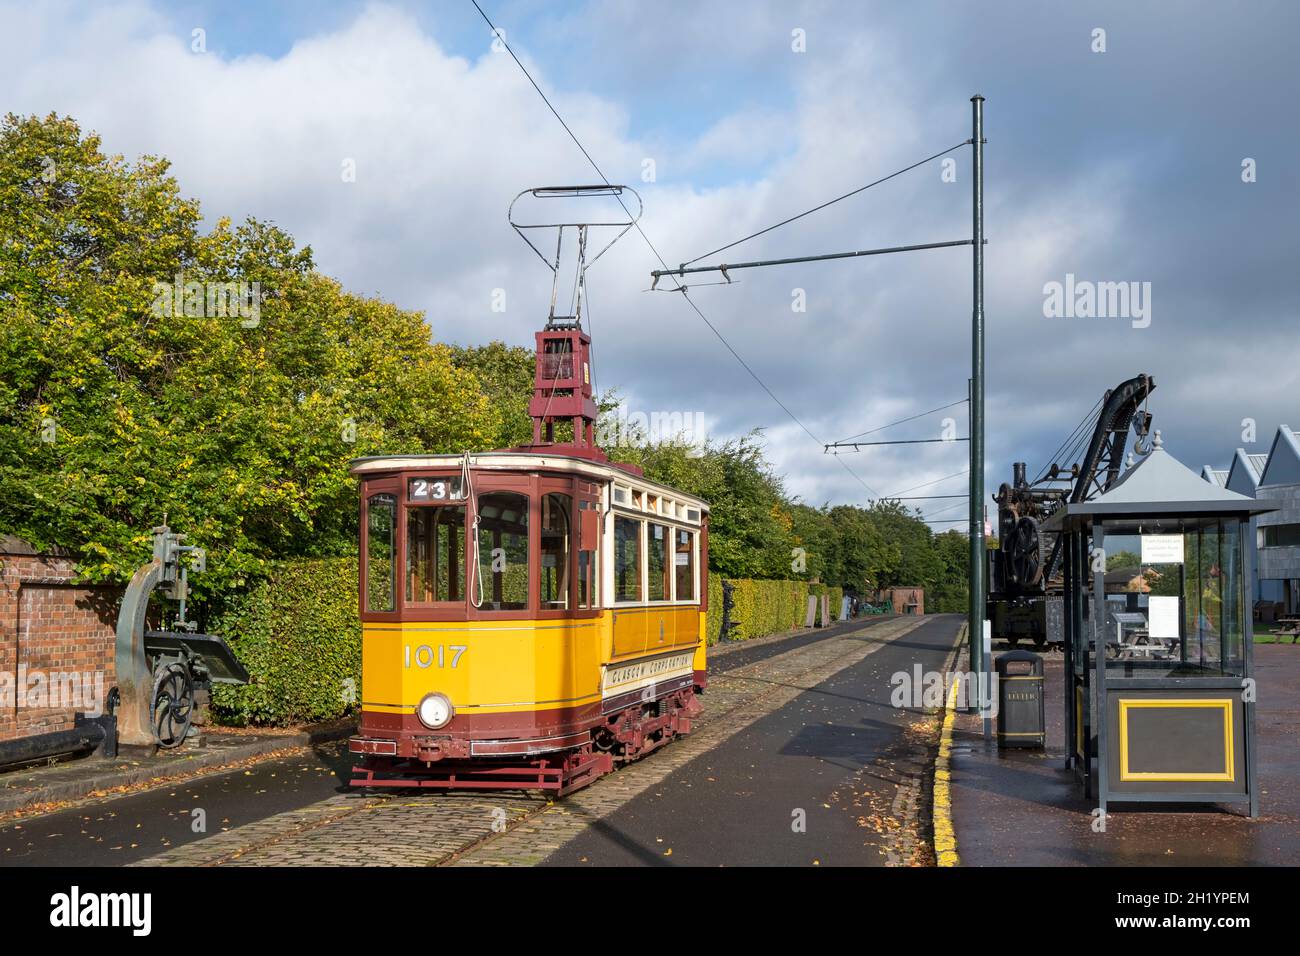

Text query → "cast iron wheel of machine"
[151,662,195,748]
[1006,516,1042,588]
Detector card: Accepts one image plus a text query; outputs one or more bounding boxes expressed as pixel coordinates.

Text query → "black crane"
[987,374,1155,647]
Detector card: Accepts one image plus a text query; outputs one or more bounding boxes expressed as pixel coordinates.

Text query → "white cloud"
[9,0,1271,523]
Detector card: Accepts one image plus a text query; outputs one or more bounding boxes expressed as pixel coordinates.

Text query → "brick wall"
[0,538,120,742]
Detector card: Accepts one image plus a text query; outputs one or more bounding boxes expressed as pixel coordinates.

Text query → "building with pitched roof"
[1201,465,1228,488]
[1203,425,1300,613]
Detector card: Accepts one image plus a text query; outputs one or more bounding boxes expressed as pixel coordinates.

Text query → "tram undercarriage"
[350,684,703,795]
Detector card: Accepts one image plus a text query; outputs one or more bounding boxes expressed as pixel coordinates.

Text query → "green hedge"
[210,557,361,726]
[208,558,849,726]
[704,577,846,644]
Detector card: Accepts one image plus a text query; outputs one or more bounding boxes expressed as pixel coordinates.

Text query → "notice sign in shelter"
[1148,595,1181,639]
[1141,534,1184,565]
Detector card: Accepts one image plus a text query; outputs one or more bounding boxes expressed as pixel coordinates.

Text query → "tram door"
[573,481,602,692]
[576,483,601,612]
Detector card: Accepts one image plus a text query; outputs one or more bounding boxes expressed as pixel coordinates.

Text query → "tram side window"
[541,493,571,609]
[406,505,466,603]
[614,516,642,603]
[366,493,396,612]
[477,492,529,611]
[648,523,669,601]
[675,529,695,601]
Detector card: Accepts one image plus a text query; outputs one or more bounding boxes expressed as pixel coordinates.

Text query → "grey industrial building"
[1204,425,1300,615]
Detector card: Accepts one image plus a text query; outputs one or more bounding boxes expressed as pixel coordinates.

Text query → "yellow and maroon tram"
[347,448,708,793]
[349,195,709,793]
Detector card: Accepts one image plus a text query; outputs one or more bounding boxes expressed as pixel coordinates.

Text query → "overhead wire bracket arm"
[679,139,973,267]
[651,239,983,282]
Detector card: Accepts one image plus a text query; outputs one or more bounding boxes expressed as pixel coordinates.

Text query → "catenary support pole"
[969,95,986,696]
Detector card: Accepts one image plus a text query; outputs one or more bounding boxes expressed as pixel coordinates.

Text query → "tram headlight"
[416,693,454,730]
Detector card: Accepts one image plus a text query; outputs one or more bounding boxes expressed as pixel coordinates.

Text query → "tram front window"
[406,505,466,604]
[477,492,530,611]
[366,493,396,612]
[541,493,571,609]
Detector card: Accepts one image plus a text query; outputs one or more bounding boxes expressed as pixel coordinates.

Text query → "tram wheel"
[152,663,195,749]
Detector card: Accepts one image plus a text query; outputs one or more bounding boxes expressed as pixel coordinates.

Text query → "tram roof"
[349,451,710,512]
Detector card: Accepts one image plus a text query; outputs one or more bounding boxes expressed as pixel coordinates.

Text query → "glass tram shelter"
[1041,434,1274,816]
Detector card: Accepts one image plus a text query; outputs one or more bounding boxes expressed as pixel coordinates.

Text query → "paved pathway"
[948,642,1300,866]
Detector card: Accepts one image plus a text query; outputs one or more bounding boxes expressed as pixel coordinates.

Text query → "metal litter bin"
[995,649,1045,749]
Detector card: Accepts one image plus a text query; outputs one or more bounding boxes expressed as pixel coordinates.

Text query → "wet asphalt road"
[542,615,963,866]
[0,617,893,867]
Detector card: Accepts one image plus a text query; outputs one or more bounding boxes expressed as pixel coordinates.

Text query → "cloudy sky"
[4,0,1297,527]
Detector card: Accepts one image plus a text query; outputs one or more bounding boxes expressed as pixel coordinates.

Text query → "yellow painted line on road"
[932,626,964,868]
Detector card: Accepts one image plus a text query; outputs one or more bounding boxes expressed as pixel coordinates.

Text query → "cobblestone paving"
[132,618,923,867]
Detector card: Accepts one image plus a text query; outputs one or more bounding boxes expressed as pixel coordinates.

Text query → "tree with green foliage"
[0,113,500,598]
[449,340,536,448]
[927,529,971,613]
[1106,550,1141,571]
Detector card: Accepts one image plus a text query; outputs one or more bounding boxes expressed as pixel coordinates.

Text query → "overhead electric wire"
[881,469,969,499]
[833,398,968,445]
[470,0,884,500]
[830,436,969,451]
[919,498,968,521]
[681,141,971,268]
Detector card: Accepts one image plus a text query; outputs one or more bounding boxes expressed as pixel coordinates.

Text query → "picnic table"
[1273,616,1300,644]
[1107,627,1177,661]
